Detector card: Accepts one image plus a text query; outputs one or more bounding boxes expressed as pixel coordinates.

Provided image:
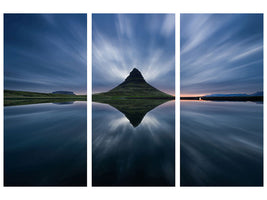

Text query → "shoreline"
[180,96,263,101]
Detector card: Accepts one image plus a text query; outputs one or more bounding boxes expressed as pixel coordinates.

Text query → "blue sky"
[92,14,175,95]
[4,14,87,94]
[181,14,263,96]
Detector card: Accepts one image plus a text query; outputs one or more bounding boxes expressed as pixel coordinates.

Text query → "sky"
[92,14,175,95]
[4,14,87,95]
[181,14,263,96]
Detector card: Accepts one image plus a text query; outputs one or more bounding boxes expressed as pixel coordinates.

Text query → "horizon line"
[4,89,87,96]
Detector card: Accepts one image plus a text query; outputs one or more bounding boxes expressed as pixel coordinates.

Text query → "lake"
[92,100,175,186]
[180,100,263,186]
[4,101,87,186]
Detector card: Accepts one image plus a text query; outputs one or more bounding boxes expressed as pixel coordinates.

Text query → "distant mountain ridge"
[52,91,75,95]
[250,91,263,96]
[93,68,174,100]
[4,90,86,106]
[204,91,263,97]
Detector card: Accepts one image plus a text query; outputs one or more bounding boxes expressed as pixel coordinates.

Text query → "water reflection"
[4,98,85,107]
[53,101,74,105]
[180,101,263,186]
[4,101,87,186]
[93,99,170,127]
[92,100,175,186]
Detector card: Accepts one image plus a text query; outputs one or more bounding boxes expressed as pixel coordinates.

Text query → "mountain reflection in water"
[93,99,170,127]
[92,100,175,186]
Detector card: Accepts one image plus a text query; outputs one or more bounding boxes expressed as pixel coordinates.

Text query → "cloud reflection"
[181,101,263,186]
[109,116,130,132]
[92,101,175,186]
[107,113,163,133]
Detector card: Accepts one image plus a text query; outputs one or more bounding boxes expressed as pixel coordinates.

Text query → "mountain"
[4,90,86,106]
[93,68,174,100]
[197,91,263,101]
[204,93,249,97]
[204,91,263,97]
[250,91,263,96]
[52,91,75,95]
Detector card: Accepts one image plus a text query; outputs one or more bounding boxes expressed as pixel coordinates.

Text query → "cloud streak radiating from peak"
[181,14,263,95]
[92,14,175,95]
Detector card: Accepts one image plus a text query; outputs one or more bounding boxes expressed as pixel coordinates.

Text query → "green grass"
[92,82,175,101]
[4,90,87,106]
[92,78,174,126]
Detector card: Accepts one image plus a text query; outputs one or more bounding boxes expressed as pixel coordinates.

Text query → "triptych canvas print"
[3,13,263,187]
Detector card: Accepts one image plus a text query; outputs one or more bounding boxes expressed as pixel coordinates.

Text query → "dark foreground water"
[181,100,263,186]
[4,101,87,186]
[92,100,175,186]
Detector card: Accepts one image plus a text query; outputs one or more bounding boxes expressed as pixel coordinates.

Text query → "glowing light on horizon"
[180,94,206,97]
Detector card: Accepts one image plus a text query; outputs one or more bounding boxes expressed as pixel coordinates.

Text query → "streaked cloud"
[181,14,263,95]
[4,14,87,94]
[92,14,175,94]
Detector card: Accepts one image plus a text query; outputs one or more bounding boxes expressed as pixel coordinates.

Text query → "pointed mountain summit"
[93,68,174,100]
[92,68,174,127]
[122,68,146,84]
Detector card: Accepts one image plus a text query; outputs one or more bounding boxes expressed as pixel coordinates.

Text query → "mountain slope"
[250,91,263,96]
[93,68,174,100]
[52,91,76,95]
[204,91,263,97]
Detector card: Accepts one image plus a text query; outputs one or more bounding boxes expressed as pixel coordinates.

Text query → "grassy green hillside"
[93,84,174,100]
[93,69,174,101]
[109,81,173,98]
[4,90,87,106]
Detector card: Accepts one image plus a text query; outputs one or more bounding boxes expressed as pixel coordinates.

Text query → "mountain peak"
[94,67,174,101]
[128,68,143,78]
[52,91,75,95]
[132,68,140,72]
[122,68,145,84]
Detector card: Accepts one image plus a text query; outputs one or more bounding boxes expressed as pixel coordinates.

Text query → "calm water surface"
[181,100,263,186]
[92,100,175,186]
[4,101,87,186]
